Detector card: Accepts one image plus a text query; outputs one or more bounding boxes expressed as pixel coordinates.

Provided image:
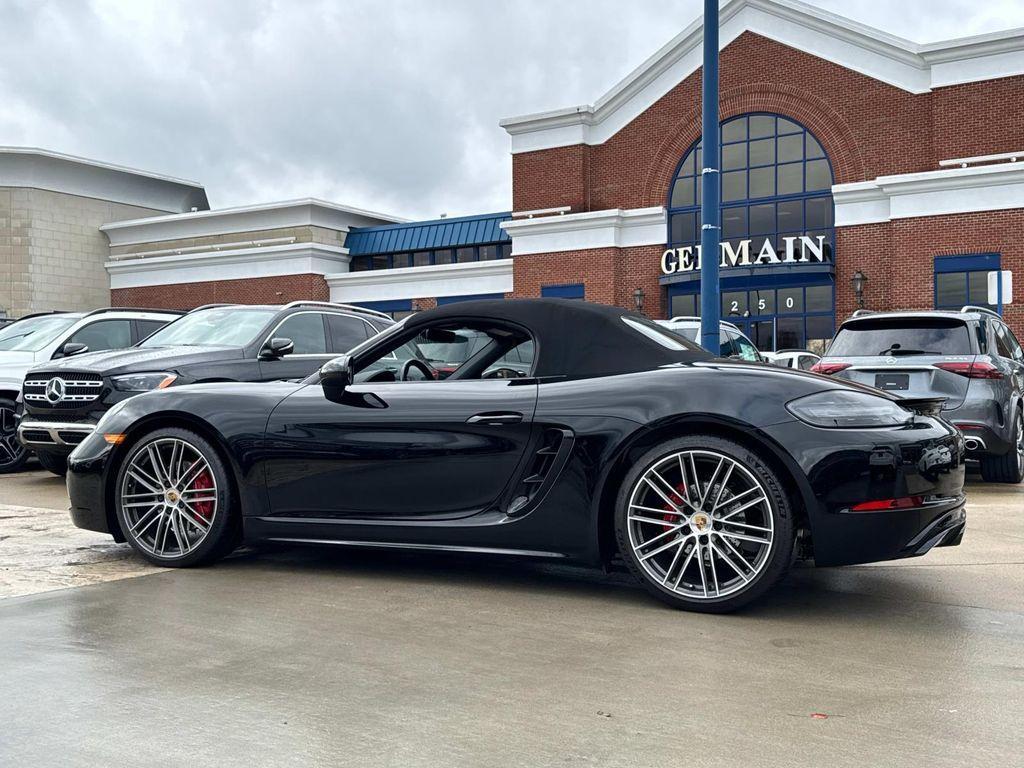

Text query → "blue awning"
[346,212,511,256]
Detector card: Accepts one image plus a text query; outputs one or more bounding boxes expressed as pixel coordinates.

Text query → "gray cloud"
[0,0,1020,219]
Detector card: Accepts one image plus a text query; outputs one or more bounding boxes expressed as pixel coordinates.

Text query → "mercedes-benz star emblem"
[44,377,67,404]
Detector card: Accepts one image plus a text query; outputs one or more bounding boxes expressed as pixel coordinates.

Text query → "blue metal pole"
[699,0,721,354]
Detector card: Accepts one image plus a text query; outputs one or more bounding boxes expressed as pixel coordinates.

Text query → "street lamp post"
[633,287,646,315]
[699,0,721,353]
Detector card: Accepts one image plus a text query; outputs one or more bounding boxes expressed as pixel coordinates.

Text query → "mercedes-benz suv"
[813,306,1024,483]
[17,301,395,475]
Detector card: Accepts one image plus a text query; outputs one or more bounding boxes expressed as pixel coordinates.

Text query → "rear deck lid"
[820,316,977,409]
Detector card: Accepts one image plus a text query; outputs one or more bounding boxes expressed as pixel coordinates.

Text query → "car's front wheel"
[615,435,794,613]
[0,398,30,474]
[113,427,238,567]
[980,408,1024,484]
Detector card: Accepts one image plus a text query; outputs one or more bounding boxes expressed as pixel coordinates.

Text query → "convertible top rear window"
[622,317,692,351]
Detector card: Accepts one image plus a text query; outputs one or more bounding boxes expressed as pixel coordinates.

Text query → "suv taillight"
[933,361,1003,379]
[809,362,850,375]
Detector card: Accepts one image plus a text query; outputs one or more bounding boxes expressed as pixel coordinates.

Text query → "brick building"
[6,0,1024,349]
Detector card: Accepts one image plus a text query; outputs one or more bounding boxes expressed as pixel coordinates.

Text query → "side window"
[732,332,761,361]
[720,330,738,358]
[327,314,370,353]
[274,313,327,354]
[136,319,170,341]
[992,323,1013,359]
[798,355,817,370]
[67,319,132,353]
[1003,325,1024,361]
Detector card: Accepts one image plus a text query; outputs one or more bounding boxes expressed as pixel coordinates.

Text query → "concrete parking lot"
[0,471,1021,767]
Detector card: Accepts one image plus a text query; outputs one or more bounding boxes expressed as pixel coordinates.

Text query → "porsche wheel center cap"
[165,490,180,504]
[690,513,711,532]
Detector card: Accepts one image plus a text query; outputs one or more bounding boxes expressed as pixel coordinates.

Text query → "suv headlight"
[786,390,913,428]
[110,373,177,393]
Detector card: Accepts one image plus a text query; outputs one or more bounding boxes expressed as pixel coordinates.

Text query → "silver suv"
[814,307,1024,483]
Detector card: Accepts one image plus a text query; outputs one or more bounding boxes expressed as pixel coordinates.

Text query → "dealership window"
[354,299,415,321]
[666,114,836,353]
[934,253,1001,312]
[541,284,585,300]
[347,243,511,273]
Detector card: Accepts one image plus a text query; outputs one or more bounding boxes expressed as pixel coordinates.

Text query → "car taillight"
[933,361,1003,379]
[809,362,850,375]
[850,496,925,512]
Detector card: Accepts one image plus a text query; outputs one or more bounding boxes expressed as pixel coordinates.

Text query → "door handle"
[467,412,523,425]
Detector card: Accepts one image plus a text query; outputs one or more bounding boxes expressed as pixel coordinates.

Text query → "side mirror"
[56,342,89,358]
[259,337,294,360]
[320,354,354,388]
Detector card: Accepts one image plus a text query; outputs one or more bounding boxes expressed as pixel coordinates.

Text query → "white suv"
[0,308,181,473]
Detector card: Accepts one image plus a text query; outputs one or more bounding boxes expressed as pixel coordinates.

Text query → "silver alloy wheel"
[1017,414,1023,474]
[0,405,26,467]
[119,437,218,558]
[626,449,774,600]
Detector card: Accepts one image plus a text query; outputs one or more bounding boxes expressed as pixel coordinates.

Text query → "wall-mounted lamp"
[850,270,868,309]
[633,287,646,314]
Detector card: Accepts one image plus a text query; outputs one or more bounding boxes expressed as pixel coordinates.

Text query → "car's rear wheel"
[0,399,30,474]
[615,435,794,613]
[35,450,68,476]
[114,427,237,567]
[980,408,1023,484]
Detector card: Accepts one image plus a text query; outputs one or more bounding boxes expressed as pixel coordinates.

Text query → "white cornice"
[833,163,1024,226]
[500,0,1024,153]
[101,198,407,247]
[326,259,513,303]
[106,242,350,289]
[0,146,209,212]
[501,207,666,255]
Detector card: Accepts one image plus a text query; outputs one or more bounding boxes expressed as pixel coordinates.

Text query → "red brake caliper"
[662,482,687,532]
[191,470,215,518]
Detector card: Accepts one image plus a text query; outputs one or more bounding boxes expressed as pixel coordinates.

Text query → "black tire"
[35,450,68,476]
[0,398,30,474]
[614,434,795,613]
[113,427,238,567]
[979,408,1024,484]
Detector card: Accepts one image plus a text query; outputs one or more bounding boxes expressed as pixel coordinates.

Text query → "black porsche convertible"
[66,299,967,612]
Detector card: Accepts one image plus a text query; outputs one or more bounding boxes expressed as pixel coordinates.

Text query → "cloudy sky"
[1,0,1020,219]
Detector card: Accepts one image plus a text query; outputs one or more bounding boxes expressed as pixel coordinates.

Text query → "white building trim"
[501,207,666,255]
[326,260,513,304]
[833,163,1024,226]
[106,242,351,289]
[0,146,209,212]
[499,0,1024,153]
[102,198,406,247]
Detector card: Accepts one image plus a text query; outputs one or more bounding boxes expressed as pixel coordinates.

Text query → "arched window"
[664,114,836,354]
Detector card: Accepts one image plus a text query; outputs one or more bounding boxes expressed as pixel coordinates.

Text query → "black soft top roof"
[403,298,711,378]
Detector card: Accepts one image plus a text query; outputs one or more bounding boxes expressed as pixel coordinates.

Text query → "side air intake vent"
[507,428,574,517]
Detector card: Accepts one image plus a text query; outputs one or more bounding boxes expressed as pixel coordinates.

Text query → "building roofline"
[0,146,210,213]
[499,0,1024,153]
[100,198,409,248]
[348,210,511,234]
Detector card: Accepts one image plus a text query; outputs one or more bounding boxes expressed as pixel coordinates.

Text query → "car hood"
[0,352,39,385]
[34,345,245,376]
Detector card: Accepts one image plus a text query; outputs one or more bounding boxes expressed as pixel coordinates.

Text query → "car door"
[257,311,339,382]
[993,321,1024,398]
[57,318,133,357]
[263,323,538,520]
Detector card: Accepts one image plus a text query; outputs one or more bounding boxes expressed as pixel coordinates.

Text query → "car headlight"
[786,390,913,428]
[110,372,177,393]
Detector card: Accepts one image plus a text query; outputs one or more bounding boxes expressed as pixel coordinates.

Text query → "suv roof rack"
[961,305,1001,319]
[283,300,392,321]
[850,309,876,317]
[189,303,237,312]
[83,306,185,317]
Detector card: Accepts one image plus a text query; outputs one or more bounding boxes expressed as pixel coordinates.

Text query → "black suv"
[17,302,397,475]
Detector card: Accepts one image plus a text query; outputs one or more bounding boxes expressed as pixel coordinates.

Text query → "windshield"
[0,315,78,352]
[828,319,973,357]
[416,330,489,366]
[140,307,277,348]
